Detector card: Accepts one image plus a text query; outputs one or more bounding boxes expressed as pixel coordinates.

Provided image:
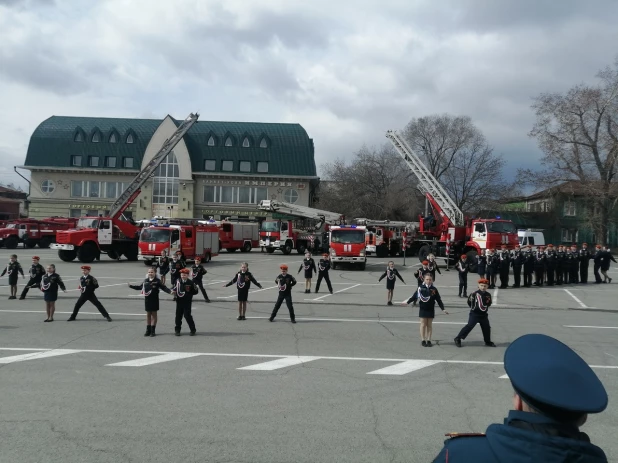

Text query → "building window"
[89,156,100,167]
[126,133,134,144]
[208,136,215,146]
[225,137,233,147]
[74,131,83,142]
[109,132,118,143]
[222,160,234,172]
[71,155,82,166]
[153,152,179,205]
[255,187,268,203]
[92,131,101,143]
[283,189,299,203]
[89,182,100,198]
[238,187,251,203]
[105,182,117,199]
[106,157,117,168]
[203,186,216,202]
[259,138,268,148]
[257,161,268,173]
[220,186,234,203]
[242,137,250,148]
[563,201,576,216]
[71,181,83,197]
[561,228,578,242]
[40,180,55,194]
[70,209,82,218]
[204,160,216,171]
[123,157,134,168]
[239,161,251,173]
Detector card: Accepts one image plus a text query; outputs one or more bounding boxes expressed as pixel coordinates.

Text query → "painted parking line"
[237,356,320,371]
[0,349,80,364]
[564,325,618,329]
[216,285,278,299]
[309,284,361,301]
[367,360,440,375]
[107,353,203,367]
[563,289,591,309]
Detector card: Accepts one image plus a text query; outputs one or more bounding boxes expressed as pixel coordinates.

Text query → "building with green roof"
[21,115,319,220]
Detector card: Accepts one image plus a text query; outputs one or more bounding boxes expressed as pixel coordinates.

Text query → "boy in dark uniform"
[454,278,496,348]
[315,253,333,294]
[485,249,498,289]
[497,245,510,289]
[1,254,24,299]
[378,261,406,306]
[545,244,556,286]
[569,244,580,284]
[563,247,573,284]
[157,250,170,286]
[298,251,316,293]
[593,244,603,283]
[224,262,262,320]
[510,245,524,288]
[433,334,608,462]
[19,256,45,299]
[191,256,211,303]
[579,243,592,284]
[128,266,172,336]
[533,246,546,286]
[555,245,565,285]
[270,264,297,323]
[413,261,431,290]
[172,268,199,336]
[169,254,185,297]
[476,250,487,280]
[68,266,112,322]
[523,245,534,287]
[455,254,470,297]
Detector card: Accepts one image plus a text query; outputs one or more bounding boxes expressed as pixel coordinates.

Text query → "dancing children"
[169,254,185,298]
[270,264,297,323]
[454,278,496,348]
[456,254,471,297]
[68,266,112,322]
[403,273,448,347]
[19,256,44,300]
[191,256,211,303]
[427,253,442,281]
[157,250,170,285]
[315,253,333,294]
[298,251,316,293]
[128,266,172,337]
[173,268,199,336]
[413,260,431,290]
[1,254,24,299]
[224,262,262,320]
[40,264,66,322]
[378,261,405,306]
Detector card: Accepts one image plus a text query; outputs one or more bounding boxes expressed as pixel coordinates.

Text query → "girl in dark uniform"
[413,260,431,289]
[1,254,24,299]
[378,261,406,306]
[477,250,487,279]
[128,267,172,337]
[224,262,263,320]
[157,250,170,286]
[402,273,448,347]
[427,253,442,281]
[40,264,66,322]
[297,251,316,293]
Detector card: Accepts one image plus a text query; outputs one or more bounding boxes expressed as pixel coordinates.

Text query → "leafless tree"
[318,144,421,221]
[525,57,618,243]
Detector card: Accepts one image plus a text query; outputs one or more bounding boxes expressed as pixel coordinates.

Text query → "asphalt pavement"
[1,247,617,462]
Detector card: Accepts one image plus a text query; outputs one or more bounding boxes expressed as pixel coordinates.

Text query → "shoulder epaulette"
[445,432,486,439]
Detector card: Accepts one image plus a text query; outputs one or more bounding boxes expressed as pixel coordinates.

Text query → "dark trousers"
[555,267,563,285]
[196,281,210,301]
[546,266,555,285]
[512,266,522,287]
[523,269,533,287]
[316,272,332,293]
[570,267,579,284]
[534,268,544,285]
[72,293,109,318]
[458,273,467,296]
[175,302,196,332]
[499,268,509,288]
[580,263,589,283]
[594,264,602,283]
[563,268,570,284]
[271,292,295,320]
[20,278,41,298]
[456,313,491,343]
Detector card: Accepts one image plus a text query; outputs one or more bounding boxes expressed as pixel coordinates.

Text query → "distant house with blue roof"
[20,115,319,220]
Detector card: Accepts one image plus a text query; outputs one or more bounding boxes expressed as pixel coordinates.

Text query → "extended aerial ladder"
[257,200,344,230]
[385,130,465,227]
[354,218,412,228]
[109,113,200,219]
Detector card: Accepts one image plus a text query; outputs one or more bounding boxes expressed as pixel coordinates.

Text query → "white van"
[518,229,546,249]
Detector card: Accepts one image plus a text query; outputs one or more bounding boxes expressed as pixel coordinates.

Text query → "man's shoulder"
[434,433,493,462]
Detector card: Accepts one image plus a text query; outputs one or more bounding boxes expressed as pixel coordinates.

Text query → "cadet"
[1,254,24,299]
[269,264,297,323]
[224,262,262,320]
[315,253,333,294]
[563,246,573,284]
[191,256,211,303]
[19,256,45,300]
[433,333,608,462]
[497,245,510,289]
[533,246,546,286]
[169,254,184,289]
[555,245,565,285]
[298,251,316,293]
[157,250,170,286]
[68,266,112,322]
[173,268,199,336]
[476,250,487,279]
[593,244,604,283]
[545,244,556,286]
[402,273,448,347]
[40,264,66,322]
[522,245,534,287]
[569,244,580,284]
[378,261,405,306]
[579,242,592,284]
[413,260,431,289]
[427,253,442,281]
[455,254,470,297]
[485,249,498,289]
[454,278,496,348]
[510,245,524,288]
[128,266,172,336]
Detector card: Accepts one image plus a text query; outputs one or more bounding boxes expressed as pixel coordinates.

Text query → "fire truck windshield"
[6,224,16,229]
[260,221,280,232]
[331,229,365,244]
[140,228,170,243]
[77,218,99,229]
[487,221,517,234]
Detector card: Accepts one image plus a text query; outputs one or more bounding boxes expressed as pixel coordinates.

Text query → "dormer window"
[74,132,83,142]
[259,138,268,148]
[225,137,233,147]
[126,133,134,144]
[109,133,118,143]
[92,131,101,143]
[242,137,250,148]
[208,136,215,146]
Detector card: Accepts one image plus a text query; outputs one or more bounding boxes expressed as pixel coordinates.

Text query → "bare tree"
[526,57,618,243]
[318,144,421,221]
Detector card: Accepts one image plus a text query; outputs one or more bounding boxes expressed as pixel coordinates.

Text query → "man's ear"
[513,393,523,411]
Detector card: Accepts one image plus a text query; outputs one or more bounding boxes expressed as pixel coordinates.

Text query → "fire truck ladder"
[386,130,465,227]
[257,200,344,227]
[109,113,200,219]
[355,218,411,228]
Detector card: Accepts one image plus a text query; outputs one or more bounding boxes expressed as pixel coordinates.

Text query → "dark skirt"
[8,274,19,285]
[304,269,313,279]
[44,291,58,302]
[238,289,249,302]
[159,268,170,276]
[385,279,396,290]
[145,298,160,312]
[419,307,435,319]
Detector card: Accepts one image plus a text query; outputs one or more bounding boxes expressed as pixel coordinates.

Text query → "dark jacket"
[467,289,492,315]
[225,271,261,290]
[78,275,99,296]
[275,274,297,293]
[190,264,207,283]
[173,277,199,302]
[433,411,607,462]
[29,263,45,282]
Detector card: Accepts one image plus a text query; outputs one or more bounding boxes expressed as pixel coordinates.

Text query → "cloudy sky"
[1,0,617,191]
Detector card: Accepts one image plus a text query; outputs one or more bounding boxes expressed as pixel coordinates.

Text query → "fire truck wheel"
[376,244,389,258]
[58,250,77,262]
[24,240,37,249]
[418,244,431,263]
[4,236,18,249]
[266,248,275,254]
[296,243,306,254]
[126,250,139,261]
[107,250,120,260]
[77,243,98,263]
[282,242,293,255]
[144,260,153,266]
[226,248,237,253]
[466,250,479,273]
[331,262,337,270]
[242,242,252,253]
[38,237,52,248]
[389,243,400,257]
[359,262,366,271]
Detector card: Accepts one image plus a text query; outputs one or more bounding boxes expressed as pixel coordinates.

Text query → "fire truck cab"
[329,225,367,270]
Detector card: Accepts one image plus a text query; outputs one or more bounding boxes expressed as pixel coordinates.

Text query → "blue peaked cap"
[505,334,608,415]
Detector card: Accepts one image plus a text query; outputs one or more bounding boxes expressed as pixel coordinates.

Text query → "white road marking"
[493,288,499,307]
[237,356,320,370]
[310,283,361,301]
[0,309,144,317]
[66,283,128,293]
[563,289,589,308]
[367,360,440,375]
[247,316,466,325]
[0,349,79,364]
[564,325,618,329]
[499,374,509,379]
[216,285,277,299]
[106,353,203,367]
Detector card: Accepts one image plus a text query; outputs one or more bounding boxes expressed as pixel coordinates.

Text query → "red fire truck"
[218,220,259,253]
[50,113,200,263]
[138,218,219,265]
[386,130,518,268]
[354,218,416,257]
[328,224,367,270]
[257,200,344,255]
[0,217,78,249]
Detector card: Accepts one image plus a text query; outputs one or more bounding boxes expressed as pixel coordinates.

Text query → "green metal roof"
[24,116,317,177]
